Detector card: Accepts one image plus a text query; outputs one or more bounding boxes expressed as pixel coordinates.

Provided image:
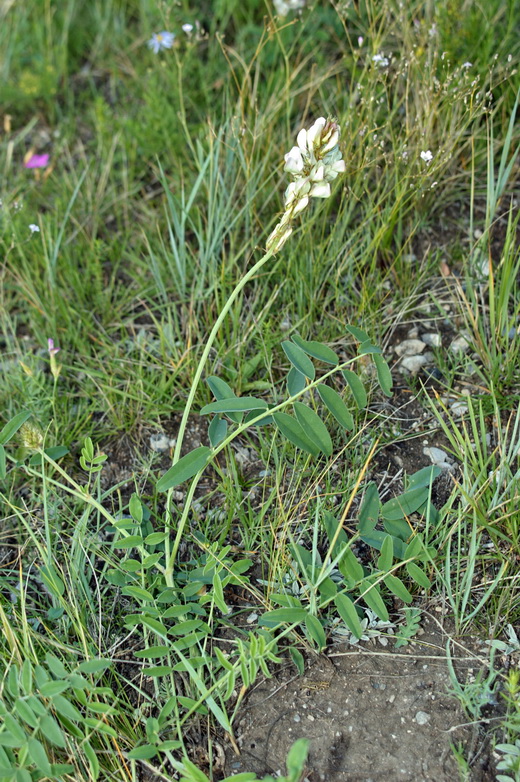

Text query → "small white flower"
[182,23,194,34]
[428,24,437,38]
[372,53,389,68]
[273,0,306,16]
[420,150,433,163]
[147,31,175,54]
[29,224,40,233]
[462,61,472,68]
[284,146,304,174]
[357,36,364,47]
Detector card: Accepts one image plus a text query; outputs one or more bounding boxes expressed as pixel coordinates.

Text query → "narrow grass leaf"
[287,366,306,396]
[0,445,6,480]
[157,446,212,491]
[174,651,231,731]
[0,411,32,445]
[334,594,363,639]
[273,413,320,456]
[291,334,339,365]
[281,341,315,380]
[373,354,393,396]
[293,402,333,456]
[342,370,367,408]
[200,397,268,414]
[317,384,354,430]
[83,718,118,737]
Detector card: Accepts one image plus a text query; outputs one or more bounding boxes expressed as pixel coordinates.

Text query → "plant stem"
[171,248,274,464]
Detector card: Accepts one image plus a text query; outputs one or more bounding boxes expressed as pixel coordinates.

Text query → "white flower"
[147,31,175,54]
[29,224,40,233]
[357,36,364,47]
[273,0,306,16]
[372,53,389,68]
[182,23,194,34]
[266,116,345,253]
[462,61,472,68]
[420,150,433,163]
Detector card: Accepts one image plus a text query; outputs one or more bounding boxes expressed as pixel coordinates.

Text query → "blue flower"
[147,31,175,54]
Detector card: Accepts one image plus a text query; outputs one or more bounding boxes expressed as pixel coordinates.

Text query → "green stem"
[172,249,274,464]
[163,355,360,577]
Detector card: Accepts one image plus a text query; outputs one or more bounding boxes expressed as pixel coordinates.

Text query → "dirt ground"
[223,613,499,781]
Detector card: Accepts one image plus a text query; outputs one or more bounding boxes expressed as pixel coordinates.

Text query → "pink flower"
[47,338,60,356]
[25,153,50,169]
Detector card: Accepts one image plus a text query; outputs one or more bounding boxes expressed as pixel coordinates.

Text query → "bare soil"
[224,613,499,781]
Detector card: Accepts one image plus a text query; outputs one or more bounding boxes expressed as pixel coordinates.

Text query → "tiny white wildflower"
[420,150,433,163]
[273,0,306,17]
[428,24,437,38]
[147,31,175,54]
[357,36,364,47]
[372,53,389,68]
[462,61,472,69]
[29,224,40,233]
[182,23,194,34]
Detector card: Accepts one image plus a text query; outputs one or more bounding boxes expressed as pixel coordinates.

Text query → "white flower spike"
[267,117,345,253]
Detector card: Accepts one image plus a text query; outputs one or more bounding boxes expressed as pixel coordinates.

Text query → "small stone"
[307,714,315,721]
[149,433,173,453]
[395,339,426,357]
[293,714,301,722]
[400,355,428,374]
[451,401,468,416]
[422,332,442,348]
[407,327,419,339]
[450,335,470,354]
[423,446,453,470]
[246,612,258,624]
[415,711,430,725]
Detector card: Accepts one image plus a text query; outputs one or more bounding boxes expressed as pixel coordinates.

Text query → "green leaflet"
[200,397,268,414]
[373,353,393,396]
[281,341,315,380]
[290,334,339,365]
[157,446,212,491]
[317,384,354,430]
[342,369,367,408]
[293,402,333,456]
[335,594,363,639]
[273,413,320,456]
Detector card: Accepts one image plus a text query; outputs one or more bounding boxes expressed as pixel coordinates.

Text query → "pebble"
[149,433,175,453]
[449,335,470,354]
[246,612,258,624]
[423,446,453,470]
[395,339,426,357]
[293,714,301,723]
[422,332,442,348]
[400,355,428,374]
[415,711,431,725]
[451,401,468,416]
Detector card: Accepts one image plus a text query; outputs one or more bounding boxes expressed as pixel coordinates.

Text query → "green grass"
[1,0,520,779]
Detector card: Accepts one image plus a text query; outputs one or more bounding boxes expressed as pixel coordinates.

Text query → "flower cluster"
[266,117,345,253]
[273,0,306,16]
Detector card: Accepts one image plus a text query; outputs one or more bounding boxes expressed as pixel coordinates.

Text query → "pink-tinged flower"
[47,338,60,356]
[24,153,50,169]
